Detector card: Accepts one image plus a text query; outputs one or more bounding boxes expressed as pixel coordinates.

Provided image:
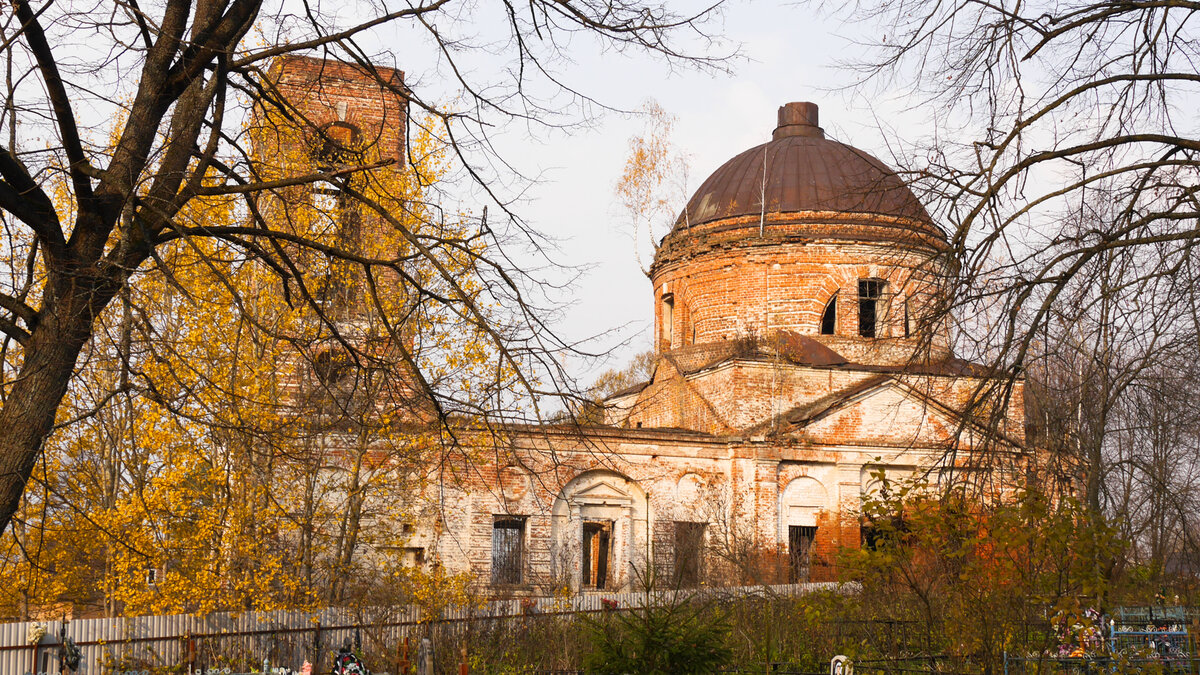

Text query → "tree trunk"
[0,311,93,533]
[0,259,116,534]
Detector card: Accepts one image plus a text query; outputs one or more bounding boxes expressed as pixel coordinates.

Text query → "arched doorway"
[780,476,828,582]
[551,470,648,592]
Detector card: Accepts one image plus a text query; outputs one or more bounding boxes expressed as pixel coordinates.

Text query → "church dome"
[662,102,944,252]
[648,102,952,364]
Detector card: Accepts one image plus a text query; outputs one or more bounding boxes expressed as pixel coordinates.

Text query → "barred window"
[491,517,525,585]
[789,525,817,582]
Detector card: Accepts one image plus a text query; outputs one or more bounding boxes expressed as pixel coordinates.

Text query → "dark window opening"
[861,524,882,551]
[310,121,364,287]
[821,296,837,335]
[673,521,706,588]
[310,176,363,308]
[788,525,817,582]
[861,515,907,551]
[491,517,525,585]
[401,547,425,568]
[582,522,612,589]
[903,298,911,338]
[311,183,362,250]
[311,120,364,167]
[313,349,351,385]
[858,279,885,338]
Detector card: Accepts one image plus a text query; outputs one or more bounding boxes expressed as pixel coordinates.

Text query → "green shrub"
[581,593,733,674]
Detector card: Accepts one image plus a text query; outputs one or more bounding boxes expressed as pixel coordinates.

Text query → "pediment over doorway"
[569,479,634,507]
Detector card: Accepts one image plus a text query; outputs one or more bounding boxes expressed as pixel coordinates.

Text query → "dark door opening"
[582,522,612,589]
[673,521,706,588]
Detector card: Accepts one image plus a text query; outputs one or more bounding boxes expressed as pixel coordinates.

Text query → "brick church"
[268,57,1027,594]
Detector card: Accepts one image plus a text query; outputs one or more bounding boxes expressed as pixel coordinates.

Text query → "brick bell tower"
[253,55,408,323]
[252,56,434,424]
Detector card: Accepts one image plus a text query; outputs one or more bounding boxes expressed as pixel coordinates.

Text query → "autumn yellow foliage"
[0,99,491,619]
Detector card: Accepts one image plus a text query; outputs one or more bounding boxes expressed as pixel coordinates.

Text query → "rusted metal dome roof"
[672,103,941,240]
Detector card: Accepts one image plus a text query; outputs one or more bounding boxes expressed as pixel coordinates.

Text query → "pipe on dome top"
[773,102,825,140]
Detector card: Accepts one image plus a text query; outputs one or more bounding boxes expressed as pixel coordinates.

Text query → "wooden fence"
[0,582,847,675]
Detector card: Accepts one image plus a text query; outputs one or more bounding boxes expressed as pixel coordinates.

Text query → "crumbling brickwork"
[408,102,1028,594]
[265,55,407,166]
[263,76,1029,595]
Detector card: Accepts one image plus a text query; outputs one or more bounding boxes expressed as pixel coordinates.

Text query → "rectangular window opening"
[861,524,881,551]
[582,521,612,589]
[858,279,885,338]
[492,517,526,585]
[401,547,425,568]
[673,521,706,588]
[789,525,818,583]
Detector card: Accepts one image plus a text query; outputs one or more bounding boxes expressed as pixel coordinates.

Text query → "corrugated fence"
[0,582,846,674]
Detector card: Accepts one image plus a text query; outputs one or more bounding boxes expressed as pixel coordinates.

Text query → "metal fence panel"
[0,582,848,674]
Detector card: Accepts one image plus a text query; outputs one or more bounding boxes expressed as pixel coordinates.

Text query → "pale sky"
[346,1,933,386]
[455,3,934,384]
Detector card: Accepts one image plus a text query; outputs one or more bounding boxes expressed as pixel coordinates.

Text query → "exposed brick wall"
[622,357,1026,447]
[269,61,1032,597]
[252,55,432,416]
[651,220,951,365]
[268,55,407,166]
[410,428,1001,594]
[250,54,409,273]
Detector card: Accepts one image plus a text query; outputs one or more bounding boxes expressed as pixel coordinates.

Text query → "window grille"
[789,525,817,582]
[491,517,525,585]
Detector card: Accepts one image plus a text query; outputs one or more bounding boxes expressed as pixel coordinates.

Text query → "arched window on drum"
[820,294,837,335]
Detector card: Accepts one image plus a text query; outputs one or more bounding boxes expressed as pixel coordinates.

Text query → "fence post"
[397,636,410,675]
[459,646,468,675]
[57,619,66,675]
[313,620,323,673]
[184,635,190,674]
